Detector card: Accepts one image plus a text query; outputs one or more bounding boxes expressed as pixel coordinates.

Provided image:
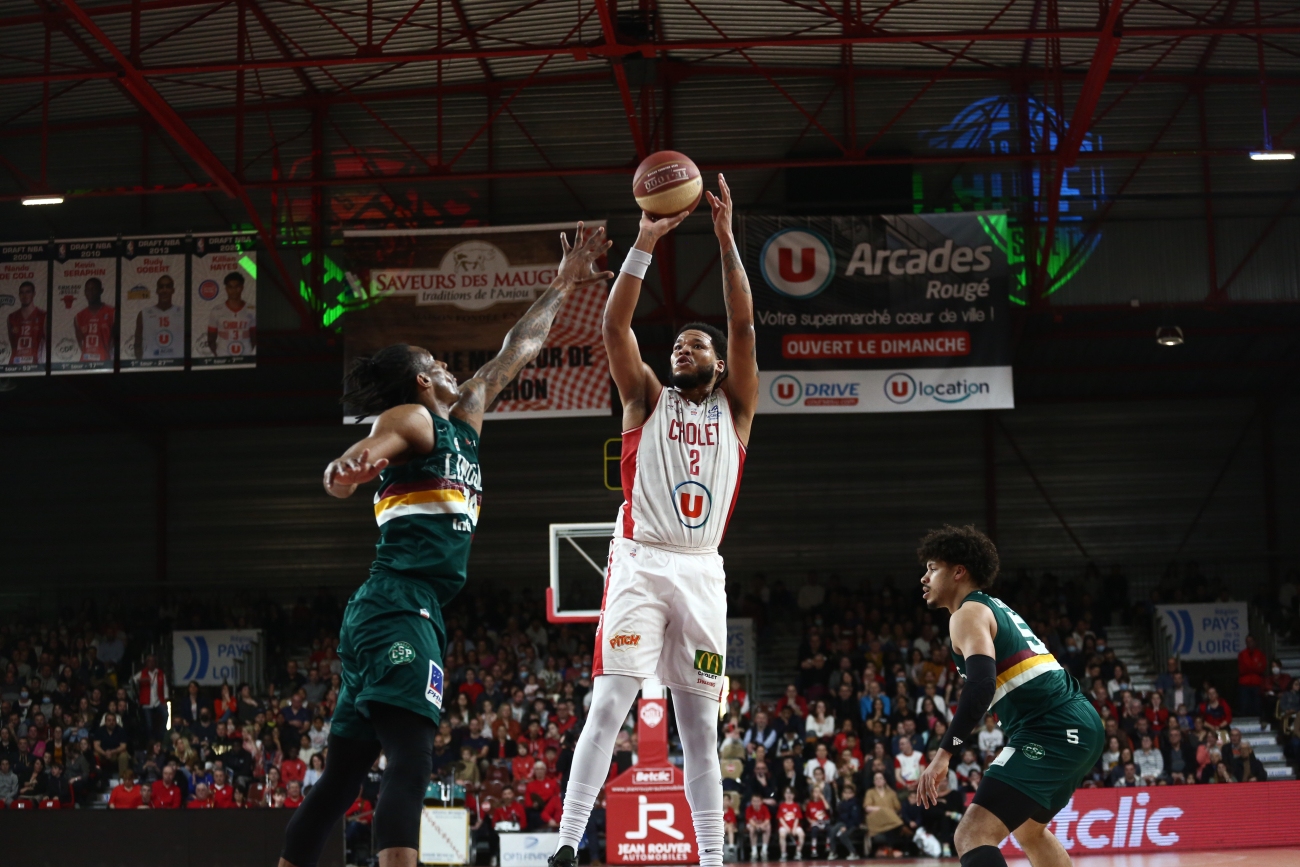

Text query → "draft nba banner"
[51,238,118,374]
[741,212,1013,413]
[0,242,49,376]
[191,233,257,369]
[120,236,186,371]
[341,222,610,421]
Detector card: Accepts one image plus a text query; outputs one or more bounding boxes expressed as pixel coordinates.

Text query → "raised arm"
[451,223,613,433]
[706,174,758,443]
[605,210,689,430]
[322,404,434,499]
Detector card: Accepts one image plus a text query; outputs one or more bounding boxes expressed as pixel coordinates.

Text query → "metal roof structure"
[1,0,1299,425]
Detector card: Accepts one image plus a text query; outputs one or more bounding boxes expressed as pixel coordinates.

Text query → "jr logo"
[673,481,712,529]
[626,796,685,841]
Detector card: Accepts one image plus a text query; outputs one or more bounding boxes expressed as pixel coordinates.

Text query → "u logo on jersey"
[673,480,712,529]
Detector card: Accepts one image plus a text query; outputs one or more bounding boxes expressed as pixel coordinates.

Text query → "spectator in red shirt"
[1144,691,1170,732]
[510,741,534,783]
[187,782,215,809]
[491,786,527,830]
[285,780,304,808]
[552,703,576,736]
[744,793,772,859]
[211,768,235,808]
[151,764,183,809]
[775,684,808,719]
[280,747,307,785]
[345,794,373,855]
[1199,686,1233,730]
[804,788,831,859]
[523,760,559,812]
[107,771,143,810]
[1237,636,1267,717]
[540,794,562,830]
[775,788,805,860]
[137,785,152,809]
[459,669,485,707]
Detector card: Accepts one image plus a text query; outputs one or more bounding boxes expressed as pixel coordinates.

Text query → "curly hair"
[341,344,429,417]
[916,524,1000,589]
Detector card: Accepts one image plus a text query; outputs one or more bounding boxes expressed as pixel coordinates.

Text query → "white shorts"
[593,537,728,700]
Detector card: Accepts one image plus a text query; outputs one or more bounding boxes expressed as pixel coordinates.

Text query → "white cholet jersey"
[615,386,746,552]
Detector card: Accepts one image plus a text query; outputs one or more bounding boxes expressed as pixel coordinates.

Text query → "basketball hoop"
[546,522,613,624]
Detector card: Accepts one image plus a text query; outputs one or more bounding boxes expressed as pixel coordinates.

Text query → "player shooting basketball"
[550,175,758,867]
[278,224,611,867]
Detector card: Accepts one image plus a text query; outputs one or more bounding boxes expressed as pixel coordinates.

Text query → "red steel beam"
[0,145,1268,202]
[57,0,307,327]
[595,0,647,161]
[7,23,1300,82]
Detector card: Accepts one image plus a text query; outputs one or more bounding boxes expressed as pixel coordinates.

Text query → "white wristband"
[620,248,653,280]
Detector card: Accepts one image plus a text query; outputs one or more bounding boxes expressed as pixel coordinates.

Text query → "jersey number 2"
[689,449,700,475]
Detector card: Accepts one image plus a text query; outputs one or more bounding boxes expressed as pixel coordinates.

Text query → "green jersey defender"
[916,525,1103,867]
[277,224,612,867]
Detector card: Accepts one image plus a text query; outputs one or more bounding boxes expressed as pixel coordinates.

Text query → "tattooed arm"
[451,223,613,434]
[706,174,758,444]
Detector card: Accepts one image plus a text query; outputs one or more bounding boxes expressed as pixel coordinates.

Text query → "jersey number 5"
[990,597,1050,656]
[1066,729,1079,744]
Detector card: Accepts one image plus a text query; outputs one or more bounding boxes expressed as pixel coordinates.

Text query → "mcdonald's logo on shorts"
[693,650,724,677]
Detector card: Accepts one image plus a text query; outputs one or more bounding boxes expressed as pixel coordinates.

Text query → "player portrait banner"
[120,236,187,372]
[740,212,1013,414]
[0,242,50,377]
[191,233,256,369]
[51,238,118,374]
[341,222,611,422]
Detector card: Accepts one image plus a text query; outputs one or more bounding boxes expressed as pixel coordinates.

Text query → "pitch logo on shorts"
[609,632,641,651]
[388,641,416,665]
[759,228,835,299]
[694,650,724,678]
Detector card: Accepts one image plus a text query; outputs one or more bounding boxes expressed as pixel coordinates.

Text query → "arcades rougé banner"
[741,212,1013,413]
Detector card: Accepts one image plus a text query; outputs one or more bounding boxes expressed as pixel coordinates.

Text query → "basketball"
[632,150,703,217]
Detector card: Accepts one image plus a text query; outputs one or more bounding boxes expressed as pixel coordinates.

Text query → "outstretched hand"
[705,173,734,239]
[637,209,690,245]
[916,752,949,808]
[323,448,388,495]
[557,222,615,288]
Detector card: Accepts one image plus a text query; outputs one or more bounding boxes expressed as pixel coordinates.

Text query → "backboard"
[546,522,613,623]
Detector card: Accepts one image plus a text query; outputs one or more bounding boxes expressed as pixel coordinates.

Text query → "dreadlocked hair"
[677,321,729,386]
[341,344,426,416]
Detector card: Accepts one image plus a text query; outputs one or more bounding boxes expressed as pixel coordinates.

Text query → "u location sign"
[743,212,1014,414]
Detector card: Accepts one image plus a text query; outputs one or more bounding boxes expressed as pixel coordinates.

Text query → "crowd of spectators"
[2,567,1298,865]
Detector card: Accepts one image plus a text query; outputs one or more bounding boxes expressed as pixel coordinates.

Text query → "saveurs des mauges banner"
[741,212,1013,414]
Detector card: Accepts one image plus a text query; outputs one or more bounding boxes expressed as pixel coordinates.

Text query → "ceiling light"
[21,195,64,206]
[1250,150,1296,161]
[1155,326,1184,347]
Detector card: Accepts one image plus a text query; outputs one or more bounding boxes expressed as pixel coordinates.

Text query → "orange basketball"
[632,150,703,218]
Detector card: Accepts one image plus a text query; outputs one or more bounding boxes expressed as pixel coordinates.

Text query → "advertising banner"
[171,630,261,685]
[341,223,610,421]
[999,782,1300,855]
[499,832,560,867]
[419,807,470,865]
[1156,602,1247,660]
[191,234,256,369]
[0,242,50,376]
[741,212,1013,413]
[51,239,118,374]
[120,236,187,371]
[725,618,754,675]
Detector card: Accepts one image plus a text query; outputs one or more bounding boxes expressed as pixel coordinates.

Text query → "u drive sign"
[172,630,260,685]
[742,212,1014,414]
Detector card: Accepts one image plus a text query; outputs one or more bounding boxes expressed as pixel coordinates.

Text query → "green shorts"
[331,572,446,741]
[983,698,1104,816]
